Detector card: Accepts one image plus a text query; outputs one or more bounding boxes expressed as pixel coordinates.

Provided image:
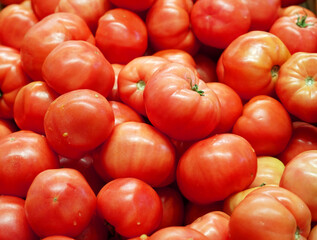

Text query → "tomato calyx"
[271,65,280,81]
[305,76,315,86]
[295,226,301,240]
[296,15,313,28]
[191,83,205,96]
[137,80,146,91]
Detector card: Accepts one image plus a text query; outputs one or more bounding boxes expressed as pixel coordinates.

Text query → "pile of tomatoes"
[0,0,317,239]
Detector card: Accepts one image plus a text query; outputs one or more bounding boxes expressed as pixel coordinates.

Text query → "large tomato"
[217,31,291,100]
[31,0,60,19]
[176,133,257,204]
[144,62,221,141]
[109,100,144,126]
[193,53,218,83]
[275,52,317,123]
[152,49,196,70]
[278,5,316,18]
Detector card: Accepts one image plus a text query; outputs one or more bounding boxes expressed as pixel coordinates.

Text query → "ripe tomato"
[97,177,163,238]
[217,31,291,100]
[309,225,317,240]
[144,62,221,141]
[0,118,17,139]
[0,130,59,197]
[109,0,155,12]
[278,5,316,18]
[95,8,148,64]
[44,89,114,159]
[190,0,251,49]
[177,133,257,204]
[149,226,210,240]
[13,81,59,135]
[193,53,218,83]
[31,0,60,19]
[152,49,196,70]
[232,95,293,156]
[42,40,115,97]
[109,101,144,126]
[275,52,317,123]
[107,63,124,102]
[25,168,97,238]
[75,214,109,240]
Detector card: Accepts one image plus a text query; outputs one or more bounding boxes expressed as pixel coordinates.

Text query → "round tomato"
[31,0,60,19]
[149,226,209,240]
[278,5,316,18]
[109,100,144,126]
[193,53,218,83]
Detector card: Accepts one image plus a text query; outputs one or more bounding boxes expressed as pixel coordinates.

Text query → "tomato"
[97,177,163,238]
[309,225,317,240]
[277,121,317,165]
[0,118,17,139]
[187,211,230,240]
[275,52,317,123]
[44,89,114,159]
[149,226,209,240]
[146,0,200,55]
[0,130,59,197]
[0,1,38,49]
[20,12,95,82]
[280,150,317,222]
[31,0,60,19]
[25,168,97,238]
[75,214,109,240]
[190,0,251,49]
[0,0,24,5]
[42,40,115,98]
[152,49,196,70]
[109,0,155,12]
[193,53,218,83]
[93,121,176,187]
[109,101,144,126]
[107,63,124,102]
[144,62,221,141]
[0,195,38,240]
[117,56,168,116]
[13,81,59,135]
[278,5,316,18]
[95,8,148,64]
[177,133,257,204]
[232,95,293,156]
[217,31,291,100]
[228,185,311,240]
[0,45,31,119]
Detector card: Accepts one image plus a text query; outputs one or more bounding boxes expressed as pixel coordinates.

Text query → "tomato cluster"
[0,0,317,239]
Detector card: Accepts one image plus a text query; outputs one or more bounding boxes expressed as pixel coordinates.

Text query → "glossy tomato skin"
[95,8,148,64]
[44,89,114,159]
[309,225,317,240]
[0,130,59,197]
[217,31,291,100]
[278,5,316,18]
[13,81,59,135]
[228,186,311,240]
[190,0,251,49]
[31,0,60,19]
[0,1,38,49]
[280,150,317,222]
[25,168,97,238]
[232,95,293,156]
[144,62,221,141]
[0,195,39,240]
[177,133,257,205]
[149,226,210,240]
[109,101,144,126]
[275,52,317,123]
[20,12,95,82]
[97,178,163,238]
[42,40,115,97]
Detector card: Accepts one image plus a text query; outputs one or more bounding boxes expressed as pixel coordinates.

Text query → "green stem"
[137,80,146,91]
[296,15,313,28]
[271,65,280,81]
[191,84,205,96]
[295,227,300,240]
[305,76,314,86]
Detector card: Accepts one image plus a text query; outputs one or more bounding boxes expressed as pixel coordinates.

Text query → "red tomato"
[44,89,114,159]
[25,168,97,238]
[146,0,200,55]
[190,0,251,49]
[0,45,31,119]
[0,130,59,197]
[187,211,230,240]
[20,12,95,82]
[275,52,317,123]
[144,62,221,141]
[232,95,293,156]
[97,177,163,238]
[75,214,109,240]
[229,186,311,240]
[13,81,59,135]
[177,133,257,204]
[0,118,18,139]
[109,0,155,12]
[93,121,176,187]
[95,8,148,64]
[278,5,316,18]
[193,53,218,83]
[0,1,38,49]
[0,0,24,5]
[109,101,144,126]
[280,150,317,222]
[107,63,124,102]
[149,226,209,240]
[31,0,60,19]
[217,31,291,100]
[277,121,317,165]
[42,40,115,97]
[309,225,317,240]
[0,195,38,240]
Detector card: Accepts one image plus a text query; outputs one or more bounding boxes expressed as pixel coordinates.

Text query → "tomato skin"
[194,53,218,83]
[280,150,317,222]
[275,52,317,123]
[232,95,293,156]
[13,81,59,135]
[0,118,18,139]
[0,130,59,197]
[190,0,251,49]
[177,133,257,205]
[217,31,291,100]
[31,0,60,19]
[44,89,114,159]
[107,64,124,102]
[95,8,148,64]
[42,40,115,98]
[278,5,316,18]
[25,168,97,238]
[109,0,155,12]
[144,62,221,141]
[152,49,196,70]
[228,186,311,240]
[97,178,163,238]
[109,101,144,126]
[309,225,317,240]
[0,195,39,240]
[149,226,210,240]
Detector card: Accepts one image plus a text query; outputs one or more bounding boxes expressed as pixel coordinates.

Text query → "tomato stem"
[271,65,280,81]
[137,80,146,91]
[191,84,205,96]
[296,15,312,28]
[295,227,300,240]
[305,76,314,86]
